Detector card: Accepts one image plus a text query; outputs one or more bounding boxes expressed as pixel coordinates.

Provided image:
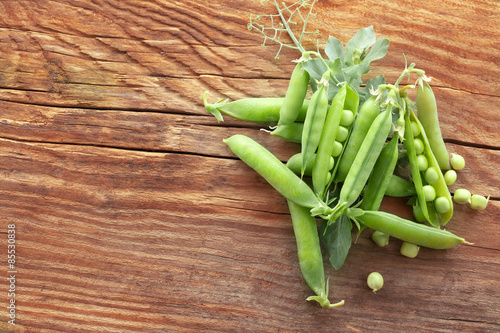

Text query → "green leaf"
[344,26,377,67]
[319,216,352,270]
[325,36,344,65]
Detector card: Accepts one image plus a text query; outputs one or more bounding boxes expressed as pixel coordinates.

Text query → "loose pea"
[336,126,349,142]
[423,185,436,201]
[434,196,451,214]
[411,121,420,137]
[414,138,424,154]
[400,242,420,258]
[367,272,384,293]
[450,153,465,170]
[453,189,471,205]
[424,167,439,184]
[372,231,389,247]
[340,110,355,127]
[417,154,428,171]
[470,194,489,210]
[331,141,343,157]
[444,170,457,186]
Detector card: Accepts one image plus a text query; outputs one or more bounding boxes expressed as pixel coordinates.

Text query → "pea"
[414,138,424,154]
[340,110,355,127]
[424,167,439,184]
[372,231,389,247]
[367,272,384,293]
[336,126,349,142]
[423,185,436,201]
[444,170,457,186]
[453,189,471,205]
[434,196,451,214]
[416,154,428,171]
[413,202,427,223]
[450,153,465,170]
[400,242,420,258]
[331,140,343,157]
[470,194,489,210]
[411,121,420,137]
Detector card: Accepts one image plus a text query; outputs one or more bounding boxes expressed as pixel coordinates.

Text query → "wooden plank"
[0,139,498,332]
[0,0,499,331]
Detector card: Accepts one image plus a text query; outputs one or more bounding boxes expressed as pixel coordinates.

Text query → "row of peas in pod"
[203,56,488,308]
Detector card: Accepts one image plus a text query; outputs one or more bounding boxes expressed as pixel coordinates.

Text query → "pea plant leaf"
[304,26,389,103]
[319,215,352,270]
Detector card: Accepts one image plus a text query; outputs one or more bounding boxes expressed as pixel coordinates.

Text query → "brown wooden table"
[1,0,499,332]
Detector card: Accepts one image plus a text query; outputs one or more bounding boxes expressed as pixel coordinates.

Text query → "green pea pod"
[278,62,310,126]
[385,175,417,197]
[403,110,430,223]
[287,200,344,308]
[337,107,393,209]
[203,92,310,123]
[271,123,304,143]
[287,153,334,177]
[354,210,467,249]
[301,72,330,177]
[223,134,331,216]
[360,135,399,211]
[335,95,380,183]
[410,110,454,225]
[416,80,451,170]
[312,84,359,198]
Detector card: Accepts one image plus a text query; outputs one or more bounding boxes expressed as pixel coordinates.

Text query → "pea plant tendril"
[248,0,319,59]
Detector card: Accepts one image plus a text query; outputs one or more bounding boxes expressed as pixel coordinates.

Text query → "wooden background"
[0,0,499,332]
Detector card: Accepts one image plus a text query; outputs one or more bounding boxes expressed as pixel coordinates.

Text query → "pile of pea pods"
[203,59,488,308]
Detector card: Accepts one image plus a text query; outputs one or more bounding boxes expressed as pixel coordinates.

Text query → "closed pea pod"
[204,92,310,123]
[354,210,468,249]
[416,79,451,170]
[287,200,344,308]
[278,62,310,126]
[223,134,331,216]
[360,134,399,211]
[335,95,380,182]
[301,72,331,176]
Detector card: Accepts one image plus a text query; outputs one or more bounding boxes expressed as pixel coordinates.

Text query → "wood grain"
[0,0,499,332]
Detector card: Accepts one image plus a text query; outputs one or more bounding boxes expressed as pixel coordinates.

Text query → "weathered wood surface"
[0,0,499,332]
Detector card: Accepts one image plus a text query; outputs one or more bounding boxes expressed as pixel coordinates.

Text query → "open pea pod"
[312,83,359,198]
[409,110,454,225]
[403,110,431,224]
